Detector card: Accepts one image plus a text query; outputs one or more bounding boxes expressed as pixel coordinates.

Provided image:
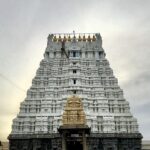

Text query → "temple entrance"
[67,141,83,150]
[58,128,90,150]
[58,96,90,150]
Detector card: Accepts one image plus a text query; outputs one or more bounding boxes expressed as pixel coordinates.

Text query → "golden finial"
[68,35,71,41]
[78,35,82,41]
[87,35,91,42]
[58,35,62,42]
[83,35,86,41]
[73,35,76,40]
[92,35,96,41]
[53,35,57,42]
[63,35,67,42]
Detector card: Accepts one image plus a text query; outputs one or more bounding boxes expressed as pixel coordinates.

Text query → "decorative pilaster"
[82,132,87,150]
[62,132,66,150]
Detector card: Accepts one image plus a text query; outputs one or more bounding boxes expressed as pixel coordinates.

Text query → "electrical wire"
[0,73,26,92]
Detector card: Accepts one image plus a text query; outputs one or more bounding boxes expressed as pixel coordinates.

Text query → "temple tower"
[9,33,142,150]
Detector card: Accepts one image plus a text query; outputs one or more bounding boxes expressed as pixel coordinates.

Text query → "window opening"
[73,70,77,73]
[73,51,76,57]
[73,79,76,84]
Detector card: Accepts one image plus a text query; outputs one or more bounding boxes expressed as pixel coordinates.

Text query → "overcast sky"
[0,0,150,141]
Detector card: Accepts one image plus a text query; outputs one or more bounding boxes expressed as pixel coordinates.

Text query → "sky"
[0,0,150,141]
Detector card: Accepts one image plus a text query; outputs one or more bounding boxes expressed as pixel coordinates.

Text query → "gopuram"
[8,32,142,150]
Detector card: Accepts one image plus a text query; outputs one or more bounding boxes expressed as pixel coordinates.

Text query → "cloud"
[0,0,150,141]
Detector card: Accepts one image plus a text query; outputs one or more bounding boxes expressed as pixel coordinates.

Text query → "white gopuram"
[11,33,139,135]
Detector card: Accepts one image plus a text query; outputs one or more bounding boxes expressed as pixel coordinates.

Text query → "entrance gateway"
[8,33,142,150]
[58,96,90,150]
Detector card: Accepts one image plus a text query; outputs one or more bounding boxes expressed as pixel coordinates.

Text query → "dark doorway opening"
[67,141,83,150]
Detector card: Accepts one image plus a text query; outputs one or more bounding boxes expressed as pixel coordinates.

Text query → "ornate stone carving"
[62,96,86,125]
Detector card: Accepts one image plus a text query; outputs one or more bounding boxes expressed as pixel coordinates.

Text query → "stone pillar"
[33,139,37,150]
[62,132,66,150]
[114,145,117,150]
[82,132,87,150]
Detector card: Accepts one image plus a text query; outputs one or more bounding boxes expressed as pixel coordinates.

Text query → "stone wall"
[9,133,142,150]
